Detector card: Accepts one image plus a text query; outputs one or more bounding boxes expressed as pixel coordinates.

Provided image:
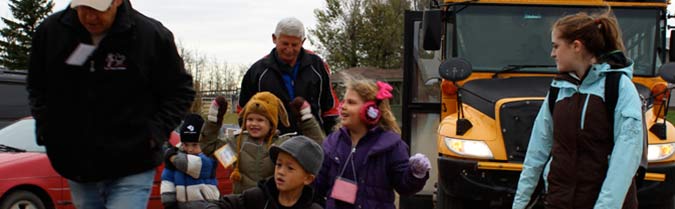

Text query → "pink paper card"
[330,177,358,204]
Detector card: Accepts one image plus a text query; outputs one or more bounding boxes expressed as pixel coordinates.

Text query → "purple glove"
[409,153,431,179]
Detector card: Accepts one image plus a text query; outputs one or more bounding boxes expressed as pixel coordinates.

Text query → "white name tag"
[65,43,96,66]
[214,143,237,169]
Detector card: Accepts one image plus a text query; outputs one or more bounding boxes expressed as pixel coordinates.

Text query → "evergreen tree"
[0,0,54,70]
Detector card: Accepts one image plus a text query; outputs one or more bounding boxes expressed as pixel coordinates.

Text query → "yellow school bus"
[401,0,675,208]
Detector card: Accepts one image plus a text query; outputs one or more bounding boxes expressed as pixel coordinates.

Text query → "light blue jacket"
[513,62,644,209]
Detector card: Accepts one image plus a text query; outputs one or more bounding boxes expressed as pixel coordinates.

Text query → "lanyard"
[282,63,300,99]
[337,148,358,182]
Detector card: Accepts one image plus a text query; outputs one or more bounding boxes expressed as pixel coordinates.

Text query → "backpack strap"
[605,72,621,136]
[548,87,560,114]
[605,72,649,186]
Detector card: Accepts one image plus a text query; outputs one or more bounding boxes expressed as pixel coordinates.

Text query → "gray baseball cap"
[269,136,324,175]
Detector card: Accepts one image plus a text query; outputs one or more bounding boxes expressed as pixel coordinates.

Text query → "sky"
[0,0,325,66]
[0,1,674,66]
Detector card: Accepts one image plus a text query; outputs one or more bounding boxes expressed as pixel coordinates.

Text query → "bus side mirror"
[660,63,675,83]
[670,30,675,62]
[422,10,442,51]
[439,58,472,82]
[439,57,473,135]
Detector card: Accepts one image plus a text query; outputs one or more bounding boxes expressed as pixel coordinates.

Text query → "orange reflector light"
[442,80,458,95]
[652,83,669,118]
[653,83,669,103]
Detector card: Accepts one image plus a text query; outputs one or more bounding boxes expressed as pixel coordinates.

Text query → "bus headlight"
[648,143,675,162]
[444,137,494,159]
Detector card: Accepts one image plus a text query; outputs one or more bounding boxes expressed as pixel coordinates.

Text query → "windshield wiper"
[492,65,557,78]
[0,144,26,152]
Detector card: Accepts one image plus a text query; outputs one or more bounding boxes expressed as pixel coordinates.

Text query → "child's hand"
[409,153,431,179]
[289,97,312,121]
[164,146,179,170]
[207,96,228,125]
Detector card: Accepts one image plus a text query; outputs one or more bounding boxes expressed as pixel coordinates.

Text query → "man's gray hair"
[275,17,305,40]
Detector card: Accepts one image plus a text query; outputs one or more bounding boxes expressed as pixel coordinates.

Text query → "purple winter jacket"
[315,127,428,209]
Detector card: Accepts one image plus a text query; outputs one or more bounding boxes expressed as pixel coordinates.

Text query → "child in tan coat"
[200,92,325,193]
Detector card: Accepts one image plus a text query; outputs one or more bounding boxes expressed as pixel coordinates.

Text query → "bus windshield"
[454,5,659,76]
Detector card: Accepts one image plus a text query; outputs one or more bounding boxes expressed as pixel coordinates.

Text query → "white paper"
[214,144,237,169]
[65,43,96,66]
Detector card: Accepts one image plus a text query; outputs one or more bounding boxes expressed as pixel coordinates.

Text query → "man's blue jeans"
[68,169,156,209]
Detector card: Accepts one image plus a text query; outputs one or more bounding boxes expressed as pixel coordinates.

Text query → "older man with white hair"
[238,17,339,135]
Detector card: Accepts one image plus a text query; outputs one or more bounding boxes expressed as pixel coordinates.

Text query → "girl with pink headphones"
[314,75,431,209]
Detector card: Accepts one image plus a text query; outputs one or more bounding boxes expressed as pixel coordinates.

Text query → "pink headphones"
[359,101,381,125]
[359,81,393,126]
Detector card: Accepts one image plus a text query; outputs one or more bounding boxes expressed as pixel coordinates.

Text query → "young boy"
[205,135,323,209]
[161,114,220,209]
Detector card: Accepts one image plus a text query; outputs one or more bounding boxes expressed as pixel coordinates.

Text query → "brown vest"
[546,92,637,209]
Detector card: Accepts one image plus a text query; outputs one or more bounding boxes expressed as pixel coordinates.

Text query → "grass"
[668,110,675,124]
[222,113,239,125]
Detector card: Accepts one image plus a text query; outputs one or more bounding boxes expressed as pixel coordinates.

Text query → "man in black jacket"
[239,17,339,135]
[27,0,194,208]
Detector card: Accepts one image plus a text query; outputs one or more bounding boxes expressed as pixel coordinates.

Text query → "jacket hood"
[552,52,633,90]
[595,51,633,78]
[258,177,316,209]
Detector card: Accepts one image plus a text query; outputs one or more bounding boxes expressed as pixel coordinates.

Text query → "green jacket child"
[200,92,325,193]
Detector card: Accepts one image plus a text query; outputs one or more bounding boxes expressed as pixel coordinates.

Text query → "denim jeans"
[68,169,156,209]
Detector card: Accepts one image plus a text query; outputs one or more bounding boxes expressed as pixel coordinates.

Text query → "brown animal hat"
[239,91,290,133]
[230,91,290,182]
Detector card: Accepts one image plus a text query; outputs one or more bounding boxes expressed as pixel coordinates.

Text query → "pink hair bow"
[376,81,393,100]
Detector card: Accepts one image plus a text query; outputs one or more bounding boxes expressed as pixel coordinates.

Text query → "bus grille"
[499,100,543,162]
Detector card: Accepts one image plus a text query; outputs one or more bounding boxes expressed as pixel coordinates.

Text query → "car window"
[0,73,29,128]
[0,119,44,152]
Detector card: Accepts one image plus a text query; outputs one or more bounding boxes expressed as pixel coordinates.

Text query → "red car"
[0,118,232,209]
